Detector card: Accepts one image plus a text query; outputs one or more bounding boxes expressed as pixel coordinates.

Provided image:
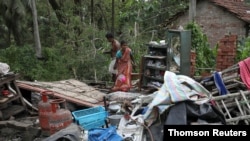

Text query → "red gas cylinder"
[49,99,72,135]
[1,89,10,96]
[38,90,54,133]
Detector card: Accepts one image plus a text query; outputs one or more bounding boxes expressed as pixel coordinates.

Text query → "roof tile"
[210,0,250,23]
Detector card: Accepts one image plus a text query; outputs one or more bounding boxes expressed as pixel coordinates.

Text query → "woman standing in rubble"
[105,33,121,82]
[111,40,132,92]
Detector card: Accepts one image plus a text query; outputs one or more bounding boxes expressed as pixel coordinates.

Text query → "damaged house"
[165,0,250,48]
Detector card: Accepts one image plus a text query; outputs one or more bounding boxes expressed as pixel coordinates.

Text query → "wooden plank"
[43,86,99,103]
[17,79,106,102]
[16,80,107,107]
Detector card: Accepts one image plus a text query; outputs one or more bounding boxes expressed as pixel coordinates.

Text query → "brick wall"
[190,51,196,77]
[189,34,237,77]
[216,34,237,71]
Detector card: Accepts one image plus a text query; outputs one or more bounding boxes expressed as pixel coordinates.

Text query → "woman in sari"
[111,40,132,92]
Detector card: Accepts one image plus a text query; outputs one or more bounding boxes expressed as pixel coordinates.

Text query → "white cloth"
[0,62,10,75]
[108,59,118,74]
[143,71,211,120]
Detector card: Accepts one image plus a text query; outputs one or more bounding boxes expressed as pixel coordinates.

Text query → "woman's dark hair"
[120,40,127,46]
[105,33,114,38]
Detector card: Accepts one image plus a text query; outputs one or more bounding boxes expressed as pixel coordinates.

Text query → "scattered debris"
[1,58,250,140]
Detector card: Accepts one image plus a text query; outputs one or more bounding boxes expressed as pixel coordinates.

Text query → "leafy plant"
[0,45,71,81]
[236,37,250,62]
[185,22,216,75]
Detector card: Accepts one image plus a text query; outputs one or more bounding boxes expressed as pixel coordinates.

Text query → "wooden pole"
[189,0,196,22]
[112,0,115,34]
[91,0,94,23]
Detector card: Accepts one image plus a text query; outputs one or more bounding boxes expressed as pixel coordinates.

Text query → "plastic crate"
[72,106,108,128]
[80,119,106,130]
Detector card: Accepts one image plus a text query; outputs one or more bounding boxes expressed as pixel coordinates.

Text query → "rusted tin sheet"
[16,79,106,107]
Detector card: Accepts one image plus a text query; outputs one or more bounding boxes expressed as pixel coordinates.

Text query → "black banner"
[164,125,250,138]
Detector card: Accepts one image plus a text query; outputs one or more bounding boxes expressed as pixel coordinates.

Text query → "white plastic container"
[116,117,146,141]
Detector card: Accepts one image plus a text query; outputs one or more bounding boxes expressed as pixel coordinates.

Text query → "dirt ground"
[0,115,44,141]
[0,111,85,141]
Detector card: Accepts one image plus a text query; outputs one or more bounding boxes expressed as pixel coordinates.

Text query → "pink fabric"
[238,57,250,90]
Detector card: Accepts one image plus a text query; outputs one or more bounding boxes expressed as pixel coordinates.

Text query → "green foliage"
[185,22,216,75]
[236,37,250,61]
[0,0,191,82]
[0,45,71,81]
[37,1,113,81]
[118,0,160,22]
[118,0,188,34]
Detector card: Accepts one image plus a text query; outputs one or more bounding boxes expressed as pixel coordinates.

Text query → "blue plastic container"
[72,106,108,130]
[80,119,106,130]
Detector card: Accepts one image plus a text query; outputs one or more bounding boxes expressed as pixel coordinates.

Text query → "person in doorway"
[111,40,132,92]
[104,33,120,82]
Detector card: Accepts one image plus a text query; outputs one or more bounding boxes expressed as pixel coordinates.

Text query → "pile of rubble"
[1,58,250,141]
[201,58,250,125]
